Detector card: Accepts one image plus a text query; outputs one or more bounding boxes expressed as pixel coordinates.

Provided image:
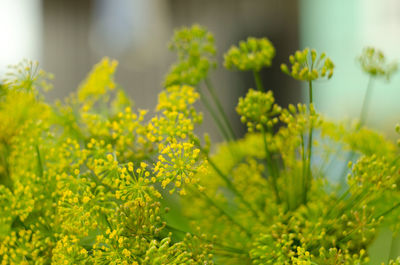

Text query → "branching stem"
[303,80,313,203]
[204,78,236,140]
[359,76,374,126]
[253,71,264,91]
[198,87,232,142]
[197,145,260,219]
[262,127,281,203]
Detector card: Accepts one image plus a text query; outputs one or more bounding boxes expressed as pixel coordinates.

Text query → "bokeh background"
[2,0,400,138]
[1,0,400,263]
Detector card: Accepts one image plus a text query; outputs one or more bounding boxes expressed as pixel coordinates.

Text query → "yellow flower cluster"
[148,111,194,142]
[157,85,200,118]
[2,59,53,93]
[0,229,50,265]
[0,58,214,264]
[224,37,275,72]
[164,25,216,87]
[154,140,204,195]
[114,161,161,202]
[51,235,89,264]
[236,89,281,132]
[2,26,400,265]
[78,57,118,105]
[281,48,334,81]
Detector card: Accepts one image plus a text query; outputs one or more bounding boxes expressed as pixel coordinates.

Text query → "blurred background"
[0,0,300,140]
[2,0,400,138]
[1,0,400,263]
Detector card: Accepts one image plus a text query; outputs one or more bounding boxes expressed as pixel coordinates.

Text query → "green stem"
[339,77,374,183]
[253,71,264,91]
[299,131,307,206]
[359,76,373,126]
[304,80,313,203]
[193,188,252,238]
[35,145,43,178]
[197,87,232,142]
[326,189,350,219]
[0,140,12,189]
[262,128,281,203]
[204,78,236,140]
[165,224,248,255]
[197,145,260,219]
[376,202,400,219]
[388,234,400,262]
[338,152,355,184]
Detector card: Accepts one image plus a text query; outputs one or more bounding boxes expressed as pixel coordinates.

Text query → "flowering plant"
[0,25,400,265]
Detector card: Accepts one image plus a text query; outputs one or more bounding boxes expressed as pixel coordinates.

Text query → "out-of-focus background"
[2,0,400,135]
[1,0,400,263]
[0,0,300,140]
[3,0,400,137]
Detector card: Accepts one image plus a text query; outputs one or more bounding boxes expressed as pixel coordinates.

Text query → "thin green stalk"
[193,188,252,238]
[262,128,281,203]
[304,80,313,203]
[253,70,282,203]
[197,145,260,219]
[339,77,374,183]
[388,234,400,262]
[359,76,374,126]
[197,87,232,142]
[316,139,337,177]
[0,140,12,189]
[376,202,400,219]
[338,152,355,184]
[388,236,394,264]
[253,71,264,91]
[389,155,400,167]
[166,223,249,254]
[35,145,43,178]
[325,189,350,220]
[300,131,306,204]
[332,189,369,221]
[204,78,236,140]
[309,80,313,104]
[325,191,370,243]
[267,127,281,178]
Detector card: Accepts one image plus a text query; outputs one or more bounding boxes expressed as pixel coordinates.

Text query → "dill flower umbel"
[154,140,205,195]
[236,89,281,132]
[157,85,200,118]
[358,47,398,80]
[78,57,118,104]
[281,48,334,81]
[164,25,216,87]
[224,37,275,72]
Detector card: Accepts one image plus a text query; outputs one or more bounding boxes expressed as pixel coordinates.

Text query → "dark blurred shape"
[168,0,301,106]
[41,0,300,140]
[43,0,94,100]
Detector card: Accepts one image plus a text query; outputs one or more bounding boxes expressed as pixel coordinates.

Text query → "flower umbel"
[224,37,275,72]
[154,140,205,195]
[236,89,281,132]
[164,25,216,87]
[281,48,334,81]
[358,46,398,80]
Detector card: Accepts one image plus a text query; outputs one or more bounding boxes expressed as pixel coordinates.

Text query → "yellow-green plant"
[1,25,400,265]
